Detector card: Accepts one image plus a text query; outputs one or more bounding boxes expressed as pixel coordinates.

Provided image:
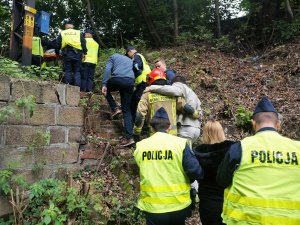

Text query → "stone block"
[56,84,66,105]
[24,104,56,125]
[40,83,58,104]
[34,144,79,164]
[49,126,66,144]
[0,147,33,169]
[11,79,42,102]
[66,85,80,106]
[68,127,82,143]
[2,104,24,125]
[11,80,58,104]
[0,196,13,217]
[57,106,84,126]
[4,126,47,146]
[0,75,10,101]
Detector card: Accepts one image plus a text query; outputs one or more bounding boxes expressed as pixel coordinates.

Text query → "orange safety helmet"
[146,68,166,86]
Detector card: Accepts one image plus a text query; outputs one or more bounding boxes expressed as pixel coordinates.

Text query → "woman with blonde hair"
[193,120,235,225]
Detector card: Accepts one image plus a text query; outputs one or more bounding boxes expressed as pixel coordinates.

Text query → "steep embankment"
[151,42,300,140]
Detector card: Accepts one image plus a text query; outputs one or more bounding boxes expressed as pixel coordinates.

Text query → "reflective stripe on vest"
[148,93,177,135]
[61,29,82,50]
[134,132,190,213]
[84,38,99,64]
[135,53,151,86]
[222,130,300,225]
[32,37,44,56]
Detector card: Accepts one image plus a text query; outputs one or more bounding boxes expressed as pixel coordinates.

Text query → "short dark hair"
[154,58,165,64]
[171,75,186,84]
[252,112,279,125]
[150,117,170,132]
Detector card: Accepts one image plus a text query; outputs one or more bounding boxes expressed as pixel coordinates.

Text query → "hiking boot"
[120,138,135,147]
[111,108,122,119]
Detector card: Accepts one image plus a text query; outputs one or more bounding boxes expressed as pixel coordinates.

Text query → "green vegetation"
[0,95,37,124]
[0,57,62,81]
[234,105,253,132]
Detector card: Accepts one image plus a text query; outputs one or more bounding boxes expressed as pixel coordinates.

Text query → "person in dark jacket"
[125,46,151,121]
[193,120,236,225]
[55,20,87,87]
[102,53,135,147]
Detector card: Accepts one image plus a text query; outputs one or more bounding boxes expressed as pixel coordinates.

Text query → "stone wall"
[0,75,84,216]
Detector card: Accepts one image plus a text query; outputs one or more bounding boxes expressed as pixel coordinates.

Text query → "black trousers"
[145,206,191,225]
[199,198,225,225]
[131,82,146,122]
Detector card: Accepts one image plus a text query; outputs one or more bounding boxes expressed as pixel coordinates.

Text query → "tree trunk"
[172,0,179,42]
[85,0,107,48]
[284,0,294,22]
[214,0,221,38]
[136,0,162,47]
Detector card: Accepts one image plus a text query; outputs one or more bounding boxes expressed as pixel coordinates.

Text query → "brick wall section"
[0,76,84,216]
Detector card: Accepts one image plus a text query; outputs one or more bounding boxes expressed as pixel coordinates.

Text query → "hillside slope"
[150,42,300,140]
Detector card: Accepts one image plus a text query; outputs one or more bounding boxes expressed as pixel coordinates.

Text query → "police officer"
[125,46,151,121]
[134,107,203,225]
[31,35,44,67]
[56,20,87,87]
[81,29,99,92]
[217,96,300,225]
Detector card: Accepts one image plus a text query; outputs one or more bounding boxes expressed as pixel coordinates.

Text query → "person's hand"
[102,86,107,96]
[82,54,86,61]
[144,86,150,92]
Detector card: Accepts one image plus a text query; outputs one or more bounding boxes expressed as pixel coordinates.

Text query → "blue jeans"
[81,62,96,92]
[105,77,134,139]
[63,58,82,87]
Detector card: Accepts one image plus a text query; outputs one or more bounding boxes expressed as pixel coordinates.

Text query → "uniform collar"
[256,127,277,133]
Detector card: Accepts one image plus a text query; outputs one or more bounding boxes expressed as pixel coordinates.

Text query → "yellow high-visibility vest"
[135,53,151,86]
[84,38,99,64]
[222,130,300,225]
[148,93,177,135]
[134,132,191,213]
[32,36,44,56]
[61,29,82,50]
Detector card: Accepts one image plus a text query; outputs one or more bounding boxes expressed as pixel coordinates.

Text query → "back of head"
[63,19,74,29]
[252,96,279,129]
[202,120,226,144]
[150,107,170,132]
[84,29,94,38]
[125,45,137,58]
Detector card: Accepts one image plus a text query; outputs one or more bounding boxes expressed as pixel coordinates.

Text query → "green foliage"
[27,130,51,152]
[0,169,13,195]
[0,57,62,81]
[274,15,300,43]
[15,95,36,118]
[0,169,29,196]
[176,26,214,44]
[214,35,234,52]
[25,178,92,225]
[0,95,36,124]
[234,105,253,132]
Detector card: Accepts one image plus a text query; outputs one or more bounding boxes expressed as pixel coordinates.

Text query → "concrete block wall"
[0,75,84,216]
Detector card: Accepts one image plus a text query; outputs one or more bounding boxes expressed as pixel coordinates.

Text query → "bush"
[234,105,253,132]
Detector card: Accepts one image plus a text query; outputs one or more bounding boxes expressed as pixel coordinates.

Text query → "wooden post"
[22,0,36,66]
